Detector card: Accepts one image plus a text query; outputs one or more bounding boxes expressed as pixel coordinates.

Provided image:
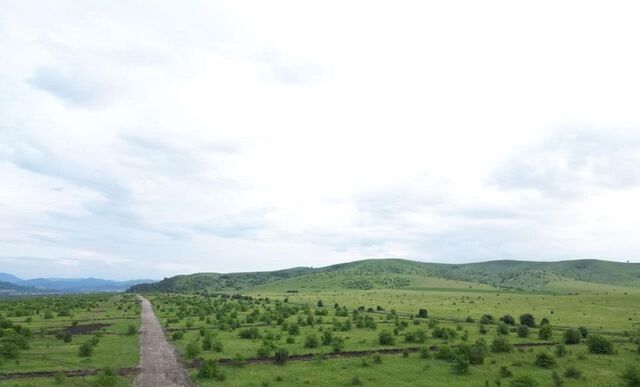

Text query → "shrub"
[405,329,427,343]
[496,323,510,335]
[554,344,567,357]
[171,331,183,340]
[510,375,539,387]
[186,340,201,359]
[239,327,261,339]
[538,325,552,340]
[212,340,223,352]
[202,335,212,350]
[517,325,529,338]
[563,329,582,344]
[288,324,300,335]
[620,365,640,387]
[92,367,117,387]
[480,314,495,324]
[126,325,137,336]
[418,309,428,318]
[198,359,224,380]
[419,346,431,359]
[500,366,513,377]
[274,348,288,365]
[322,330,333,346]
[378,330,395,345]
[551,371,564,387]
[452,356,470,375]
[519,314,536,328]
[54,371,66,385]
[78,342,93,357]
[491,336,513,353]
[578,326,588,338]
[63,332,72,343]
[501,315,516,325]
[351,376,362,385]
[434,345,456,361]
[286,336,295,344]
[534,352,556,368]
[586,334,614,354]
[332,336,345,352]
[564,366,581,379]
[304,334,319,349]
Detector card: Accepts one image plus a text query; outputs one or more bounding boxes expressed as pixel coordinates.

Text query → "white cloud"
[1,1,640,278]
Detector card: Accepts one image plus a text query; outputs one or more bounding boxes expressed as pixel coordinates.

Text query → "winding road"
[135,295,191,387]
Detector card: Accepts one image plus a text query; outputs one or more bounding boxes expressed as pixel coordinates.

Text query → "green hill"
[127,258,640,294]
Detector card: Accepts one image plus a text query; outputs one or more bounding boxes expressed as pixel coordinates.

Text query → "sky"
[1,1,640,280]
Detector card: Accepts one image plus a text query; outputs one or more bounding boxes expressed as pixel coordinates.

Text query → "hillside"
[127,258,640,294]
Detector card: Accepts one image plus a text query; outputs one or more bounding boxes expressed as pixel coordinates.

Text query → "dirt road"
[135,295,192,387]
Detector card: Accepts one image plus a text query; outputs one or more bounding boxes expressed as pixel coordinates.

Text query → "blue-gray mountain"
[0,273,154,294]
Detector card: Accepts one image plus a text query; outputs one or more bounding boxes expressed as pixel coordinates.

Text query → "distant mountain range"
[0,273,155,295]
[127,258,640,294]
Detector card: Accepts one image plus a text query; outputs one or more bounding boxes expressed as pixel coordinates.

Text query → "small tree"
[304,334,319,348]
[78,342,93,357]
[586,335,614,354]
[274,348,289,365]
[620,365,640,387]
[534,351,556,368]
[501,314,515,325]
[378,330,395,345]
[563,329,581,344]
[491,336,513,353]
[517,325,529,338]
[519,313,536,328]
[186,341,201,359]
[538,324,552,340]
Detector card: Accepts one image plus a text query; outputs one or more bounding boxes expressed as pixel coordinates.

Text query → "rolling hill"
[127,258,640,294]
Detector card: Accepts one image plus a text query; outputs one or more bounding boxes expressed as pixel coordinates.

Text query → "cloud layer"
[1,1,640,279]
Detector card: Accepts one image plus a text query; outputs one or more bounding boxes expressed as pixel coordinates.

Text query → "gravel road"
[135,295,192,387]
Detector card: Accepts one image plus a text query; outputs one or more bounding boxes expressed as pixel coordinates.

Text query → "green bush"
[517,325,529,338]
[186,340,201,359]
[586,334,615,354]
[78,342,93,357]
[491,336,513,353]
[501,315,516,325]
[378,330,395,345]
[304,334,320,348]
[91,367,117,387]
[198,359,225,380]
[519,314,536,328]
[563,329,582,344]
[452,356,470,375]
[419,346,431,359]
[564,366,581,379]
[538,324,552,340]
[534,352,556,368]
[554,344,567,357]
[500,366,513,377]
[171,331,183,340]
[621,365,640,387]
[126,325,137,335]
[274,348,289,365]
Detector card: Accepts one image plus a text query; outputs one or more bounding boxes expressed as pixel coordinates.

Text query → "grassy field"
[0,294,140,386]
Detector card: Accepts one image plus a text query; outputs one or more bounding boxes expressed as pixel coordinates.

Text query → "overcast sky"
[1,1,640,280]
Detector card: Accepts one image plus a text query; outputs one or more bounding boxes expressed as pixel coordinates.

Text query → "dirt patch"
[63,323,111,335]
[0,367,139,381]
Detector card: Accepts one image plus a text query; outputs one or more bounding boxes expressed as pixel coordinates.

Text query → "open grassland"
[147,287,639,387]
